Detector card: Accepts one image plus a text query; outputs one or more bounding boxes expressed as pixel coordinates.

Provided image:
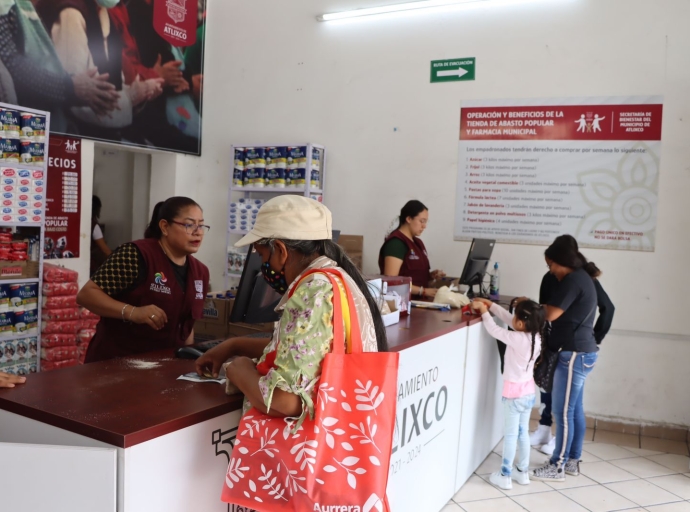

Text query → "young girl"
[471,297,546,490]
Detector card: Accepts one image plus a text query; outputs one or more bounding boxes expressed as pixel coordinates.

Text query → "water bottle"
[489,262,500,300]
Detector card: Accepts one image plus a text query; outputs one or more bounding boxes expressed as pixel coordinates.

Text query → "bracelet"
[419,287,425,298]
[121,304,129,322]
[128,306,136,322]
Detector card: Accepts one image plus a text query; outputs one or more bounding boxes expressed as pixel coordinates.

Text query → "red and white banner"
[44,136,81,259]
[460,104,663,142]
[455,96,664,252]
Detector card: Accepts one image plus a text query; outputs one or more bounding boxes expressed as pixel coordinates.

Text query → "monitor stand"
[465,273,486,299]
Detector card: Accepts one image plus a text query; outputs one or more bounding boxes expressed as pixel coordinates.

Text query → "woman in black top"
[531,236,605,483]
[531,236,615,455]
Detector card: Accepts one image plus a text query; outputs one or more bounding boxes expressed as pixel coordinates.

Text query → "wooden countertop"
[0,351,243,448]
[0,300,506,449]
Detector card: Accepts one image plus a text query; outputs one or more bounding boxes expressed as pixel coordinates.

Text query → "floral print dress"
[243,256,378,429]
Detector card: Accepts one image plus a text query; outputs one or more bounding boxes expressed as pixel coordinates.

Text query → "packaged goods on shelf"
[41,333,77,348]
[9,282,38,310]
[266,147,287,187]
[42,319,82,334]
[287,146,307,189]
[42,294,78,309]
[80,317,99,330]
[43,281,79,296]
[233,148,245,187]
[41,345,78,362]
[79,307,99,320]
[14,309,38,335]
[43,263,78,283]
[0,337,37,364]
[41,359,78,372]
[42,307,81,321]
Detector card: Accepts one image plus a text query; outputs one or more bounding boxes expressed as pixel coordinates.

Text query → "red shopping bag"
[222,268,399,512]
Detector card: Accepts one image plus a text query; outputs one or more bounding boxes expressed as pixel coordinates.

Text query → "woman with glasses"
[378,200,445,299]
[78,197,210,363]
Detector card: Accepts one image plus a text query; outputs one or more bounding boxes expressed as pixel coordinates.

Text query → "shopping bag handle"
[292,268,364,355]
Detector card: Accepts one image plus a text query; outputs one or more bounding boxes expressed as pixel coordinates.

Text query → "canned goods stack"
[0,108,46,165]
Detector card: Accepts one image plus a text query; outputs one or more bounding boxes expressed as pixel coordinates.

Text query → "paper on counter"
[178,372,226,384]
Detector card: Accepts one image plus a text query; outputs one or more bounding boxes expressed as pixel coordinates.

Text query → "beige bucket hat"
[235,195,332,247]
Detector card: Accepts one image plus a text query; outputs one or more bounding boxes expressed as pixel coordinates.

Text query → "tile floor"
[445,437,690,512]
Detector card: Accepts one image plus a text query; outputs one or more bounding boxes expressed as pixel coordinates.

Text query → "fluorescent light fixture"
[317,0,487,21]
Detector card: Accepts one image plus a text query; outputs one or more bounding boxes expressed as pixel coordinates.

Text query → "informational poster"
[44,136,81,259]
[1,0,206,155]
[455,96,663,251]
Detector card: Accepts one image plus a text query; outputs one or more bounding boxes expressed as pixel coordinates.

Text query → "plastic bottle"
[489,262,500,300]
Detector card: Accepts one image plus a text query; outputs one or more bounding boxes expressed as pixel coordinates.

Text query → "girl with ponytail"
[470,297,545,491]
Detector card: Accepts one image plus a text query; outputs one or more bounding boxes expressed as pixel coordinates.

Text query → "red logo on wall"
[153,0,197,47]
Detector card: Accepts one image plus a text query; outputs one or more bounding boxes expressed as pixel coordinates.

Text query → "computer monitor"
[459,238,495,298]
[229,230,342,324]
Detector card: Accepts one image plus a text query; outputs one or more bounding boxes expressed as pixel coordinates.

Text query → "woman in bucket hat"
[197,196,388,426]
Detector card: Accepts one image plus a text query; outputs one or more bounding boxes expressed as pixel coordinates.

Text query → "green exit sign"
[431,58,476,83]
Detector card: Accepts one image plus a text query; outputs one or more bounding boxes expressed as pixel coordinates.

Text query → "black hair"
[513,299,546,370]
[256,238,389,352]
[545,234,601,278]
[92,195,102,219]
[144,197,201,239]
[397,200,428,229]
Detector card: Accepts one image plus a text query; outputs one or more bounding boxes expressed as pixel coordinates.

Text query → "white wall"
[93,148,135,249]
[167,0,690,426]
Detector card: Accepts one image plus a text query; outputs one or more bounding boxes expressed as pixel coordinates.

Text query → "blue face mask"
[261,261,288,295]
[96,0,120,8]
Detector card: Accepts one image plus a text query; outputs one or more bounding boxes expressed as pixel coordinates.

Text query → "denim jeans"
[550,351,598,467]
[501,394,536,476]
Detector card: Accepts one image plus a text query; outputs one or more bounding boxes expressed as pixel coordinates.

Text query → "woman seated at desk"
[378,200,445,299]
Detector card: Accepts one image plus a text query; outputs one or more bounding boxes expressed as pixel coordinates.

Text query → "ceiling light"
[317,0,486,21]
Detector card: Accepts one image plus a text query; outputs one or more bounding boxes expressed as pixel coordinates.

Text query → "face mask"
[96,0,120,8]
[261,261,288,295]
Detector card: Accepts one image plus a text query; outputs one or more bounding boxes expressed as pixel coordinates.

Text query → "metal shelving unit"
[224,143,327,290]
[0,101,51,374]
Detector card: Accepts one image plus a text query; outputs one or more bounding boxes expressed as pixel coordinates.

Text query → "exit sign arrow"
[431,58,476,83]
[437,68,469,78]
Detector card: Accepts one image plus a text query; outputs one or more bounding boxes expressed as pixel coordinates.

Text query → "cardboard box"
[0,260,38,279]
[227,321,274,338]
[337,235,363,271]
[194,321,231,340]
[202,297,234,325]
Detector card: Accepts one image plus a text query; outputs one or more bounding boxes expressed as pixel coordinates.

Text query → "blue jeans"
[550,351,598,467]
[502,394,535,476]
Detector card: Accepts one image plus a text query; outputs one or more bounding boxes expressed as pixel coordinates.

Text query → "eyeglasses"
[170,220,211,235]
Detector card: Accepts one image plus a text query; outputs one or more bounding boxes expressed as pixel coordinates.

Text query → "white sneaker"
[489,471,513,490]
[540,436,556,456]
[511,467,530,486]
[530,424,553,447]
